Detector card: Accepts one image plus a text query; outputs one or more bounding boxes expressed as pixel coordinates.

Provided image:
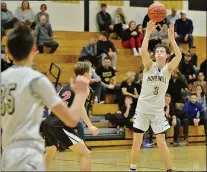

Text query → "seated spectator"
[195,85,207,114]
[135,73,143,95]
[192,72,207,94]
[134,63,144,83]
[188,46,198,69]
[35,4,49,24]
[174,11,194,48]
[166,8,180,25]
[148,28,161,53]
[96,3,113,34]
[158,23,169,47]
[120,72,139,108]
[167,68,189,104]
[182,93,207,144]
[105,96,135,129]
[199,59,207,81]
[15,0,36,29]
[1,2,19,33]
[164,94,185,146]
[113,7,127,39]
[122,21,142,56]
[35,15,58,54]
[179,52,196,83]
[97,31,117,69]
[79,37,98,67]
[96,56,116,101]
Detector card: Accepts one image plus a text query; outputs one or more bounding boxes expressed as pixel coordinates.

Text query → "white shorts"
[133,112,170,134]
[1,147,45,171]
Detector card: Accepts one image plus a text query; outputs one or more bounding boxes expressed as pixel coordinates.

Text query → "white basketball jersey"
[1,66,45,151]
[136,62,171,115]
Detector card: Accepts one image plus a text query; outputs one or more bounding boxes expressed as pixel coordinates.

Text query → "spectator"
[135,24,144,54]
[182,93,207,144]
[188,46,198,68]
[192,72,207,94]
[166,8,180,24]
[122,21,142,56]
[1,2,19,32]
[35,15,58,54]
[120,72,139,108]
[97,31,117,69]
[15,0,36,29]
[105,96,135,129]
[195,85,207,114]
[167,68,189,104]
[96,3,113,34]
[96,56,116,101]
[179,52,196,83]
[135,73,143,95]
[164,94,185,146]
[200,59,207,81]
[113,7,127,39]
[79,37,98,67]
[158,23,169,47]
[35,4,50,24]
[148,28,161,53]
[174,11,194,48]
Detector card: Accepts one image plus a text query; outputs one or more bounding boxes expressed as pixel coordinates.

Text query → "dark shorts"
[43,115,82,149]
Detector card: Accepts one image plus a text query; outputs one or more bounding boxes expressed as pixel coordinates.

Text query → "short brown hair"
[101,3,107,8]
[103,56,112,61]
[184,52,191,57]
[153,43,170,54]
[74,62,91,76]
[100,31,109,39]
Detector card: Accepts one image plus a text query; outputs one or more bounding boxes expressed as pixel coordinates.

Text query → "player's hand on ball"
[168,24,175,41]
[71,76,89,96]
[146,20,157,33]
[89,125,99,136]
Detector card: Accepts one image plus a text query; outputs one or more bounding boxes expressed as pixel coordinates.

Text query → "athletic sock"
[129,164,137,171]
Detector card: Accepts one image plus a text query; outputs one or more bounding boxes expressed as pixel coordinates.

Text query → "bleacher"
[2,31,206,147]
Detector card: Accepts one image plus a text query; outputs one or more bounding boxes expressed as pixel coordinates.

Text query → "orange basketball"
[148,2,167,22]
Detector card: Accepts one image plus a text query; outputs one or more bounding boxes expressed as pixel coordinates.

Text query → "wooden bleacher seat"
[92,104,119,115]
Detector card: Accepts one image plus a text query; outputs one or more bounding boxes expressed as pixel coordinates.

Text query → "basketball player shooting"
[129,21,182,172]
[1,26,89,171]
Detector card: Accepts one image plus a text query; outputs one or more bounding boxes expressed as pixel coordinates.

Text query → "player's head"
[125,96,133,105]
[165,94,171,105]
[7,26,36,65]
[190,93,197,104]
[153,43,169,65]
[103,56,112,69]
[74,61,92,80]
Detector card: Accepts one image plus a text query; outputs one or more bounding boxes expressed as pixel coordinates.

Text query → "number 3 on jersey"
[1,84,17,116]
[153,86,159,95]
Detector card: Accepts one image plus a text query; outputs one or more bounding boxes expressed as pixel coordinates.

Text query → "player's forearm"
[170,38,182,62]
[141,31,150,51]
[81,107,93,128]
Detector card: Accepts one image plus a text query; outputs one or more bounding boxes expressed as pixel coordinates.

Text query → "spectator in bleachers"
[79,37,98,67]
[96,3,113,34]
[174,11,194,48]
[179,52,196,83]
[166,8,180,25]
[182,93,207,144]
[148,28,161,53]
[113,7,127,39]
[192,72,207,94]
[97,31,117,69]
[120,72,139,108]
[199,59,207,81]
[122,21,141,56]
[164,94,184,146]
[96,56,116,101]
[15,0,36,29]
[135,73,143,95]
[35,4,50,24]
[158,23,169,47]
[195,85,207,114]
[167,68,189,104]
[105,96,135,129]
[188,46,197,68]
[1,2,19,33]
[35,15,58,54]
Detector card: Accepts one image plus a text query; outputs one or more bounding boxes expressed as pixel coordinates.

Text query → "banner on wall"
[130,0,154,7]
[52,0,80,4]
[159,0,183,10]
[98,0,124,6]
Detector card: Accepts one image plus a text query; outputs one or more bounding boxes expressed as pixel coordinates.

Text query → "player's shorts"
[133,112,170,134]
[43,115,82,149]
[2,147,45,171]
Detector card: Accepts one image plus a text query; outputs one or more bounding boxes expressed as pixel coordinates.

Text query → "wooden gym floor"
[48,144,206,171]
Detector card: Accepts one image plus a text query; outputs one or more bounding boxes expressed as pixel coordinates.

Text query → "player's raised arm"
[167,24,182,73]
[141,20,155,71]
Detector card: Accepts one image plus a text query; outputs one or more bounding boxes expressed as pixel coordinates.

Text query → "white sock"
[138,48,142,56]
[130,164,137,170]
[132,48,139,56]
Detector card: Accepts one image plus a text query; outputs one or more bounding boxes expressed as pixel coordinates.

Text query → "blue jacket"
[183,101,204,119]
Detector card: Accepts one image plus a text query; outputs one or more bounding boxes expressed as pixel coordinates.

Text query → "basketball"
[148,2,167,22]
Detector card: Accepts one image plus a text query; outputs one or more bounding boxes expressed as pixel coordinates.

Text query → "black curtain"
[130,0,154,7]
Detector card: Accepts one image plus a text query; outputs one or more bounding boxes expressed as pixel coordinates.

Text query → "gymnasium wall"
[4,1,206,36]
